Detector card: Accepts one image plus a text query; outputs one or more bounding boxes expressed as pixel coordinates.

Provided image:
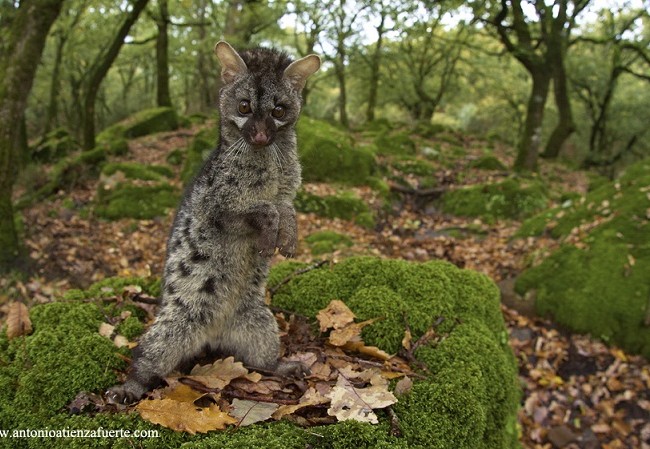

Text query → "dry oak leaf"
[326,374,397,424]
[6,302,32,339]
[342,340,392,361]
[317,300,356,332]
[273,387,330,420]
[329,319,376,346]
[136,398,236,434]
[230,399,279,426]
[182,357,257,390]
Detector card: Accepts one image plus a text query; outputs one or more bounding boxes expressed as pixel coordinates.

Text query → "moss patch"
[297,117,376,185]
[270,257,520,449]
[295,190,375,228]
[102,162,173,181]
[442,177,548,221]
[373,130,417,156]
[182,128,219,182]
[95,183,179,220]
[516,158,650,357]
[305,230,353,255]
[469,155,507,171]
[32,128,78,163]
[0,259,518,448]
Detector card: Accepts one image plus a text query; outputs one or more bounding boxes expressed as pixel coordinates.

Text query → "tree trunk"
[44,32,66,134]
[542,43,575,158]
[156,0,172,107]
[81,0,150,150]
[334,60,349,128]
[366,11,385,123]
[0,0,64,273]
[515,68,551,171]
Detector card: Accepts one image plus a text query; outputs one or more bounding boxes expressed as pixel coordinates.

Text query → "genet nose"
[252,131,269,146]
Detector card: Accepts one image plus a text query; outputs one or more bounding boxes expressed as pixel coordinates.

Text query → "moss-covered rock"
[123,107,180,138]
[305,230,353,255]
[270,257,520,449]
[0,259,518,448]
[442,178,548,221]
[516,158,650,357]
[95,183,179,220]
[295,190,375,229]
[469,155,507,171]
[102,162,173,181]
[181,128,219,182]
[297,117,376,185]
[16,147,107,209]
[373,130,417,156]
[96,125,129,156]
[32,128,78,163]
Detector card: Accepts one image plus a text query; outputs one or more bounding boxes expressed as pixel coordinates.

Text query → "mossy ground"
[295,189,375,229]
[95,184,179,220]
[304,230,353,255]
[32,128,78,163]
[516,158,650,357]
[102,162,173,181]
[469,155,507,171]
[373,130,417,156]
[0,258,519,449]
[442,177,548,222]
[181,127,219,182]
[297,117,376,185]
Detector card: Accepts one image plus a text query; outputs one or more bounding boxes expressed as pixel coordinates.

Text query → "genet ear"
[283,54,321,91]
[214,41,248,84]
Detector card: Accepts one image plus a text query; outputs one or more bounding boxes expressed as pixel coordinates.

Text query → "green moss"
[116,316,145,340]
[270,257,520,449]
[96,125,129,156]
[305,231,353,255]
[16,147,107,209]
[374,130,417,156]
[95,184,179,220]
[121,107,179,138]
[392,158,435,177]
[166,149,184,166]
[297,117,376,185]
[442,178,548,221]
[294,190,375,228]
[102,162,173,181]
[63,276,161,301]
[182,127,219,182]
[469,155,507,171]
[412,122,451,139]
[32,128,78,163]
[0,258,518,448]
[515,159,650,357]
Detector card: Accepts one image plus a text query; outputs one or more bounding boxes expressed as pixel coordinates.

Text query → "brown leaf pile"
[111,301,410,434]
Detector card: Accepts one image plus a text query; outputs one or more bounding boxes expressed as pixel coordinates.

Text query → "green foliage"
[294,190,375,228]
[95,184,179,220]
[297,117,376,185]
[101,107,179,139]
[63,275,161,301]
[102,162,173,181]
[269,257,520,449]
[373,130,417,156]
[516,158,650,357]
[31,128,78,163]
[442,178,548,221]
[95,125,129,156]
[391,157,436,177]
[181,127,218,182]
[305,230,353,255]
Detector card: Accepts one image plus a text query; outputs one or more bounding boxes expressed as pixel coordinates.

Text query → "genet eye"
[271,105,285,119]
[238,100,251,115]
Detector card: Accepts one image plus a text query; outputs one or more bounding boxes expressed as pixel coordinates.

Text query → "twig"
[386,406,403,437]
[268,259,329,297]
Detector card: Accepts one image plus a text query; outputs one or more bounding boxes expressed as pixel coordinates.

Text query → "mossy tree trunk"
[0,0,64,273]
[81,0,150,150]
[515,67,551,171]
[366,7,386,123]
[155,0,172,108]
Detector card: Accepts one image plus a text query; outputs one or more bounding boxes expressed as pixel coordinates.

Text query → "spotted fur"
[107,42,320,404]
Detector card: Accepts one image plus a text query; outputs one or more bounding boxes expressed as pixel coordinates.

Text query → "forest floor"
[2,124,649,449]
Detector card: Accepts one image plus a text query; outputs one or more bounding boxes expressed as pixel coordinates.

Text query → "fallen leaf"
[402,329,412,350]
[394,376,413,396]
[136,398,236,434]
[113,335,129,348]
[328,319,375,346]
[98,322,115,338]
[6,302,32,339]
[229,399,278,426]
[343,340,392,361]
[183,357,252,390]
[317,300,356,332]
[273,387,330,420]
[326,374,397,424]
